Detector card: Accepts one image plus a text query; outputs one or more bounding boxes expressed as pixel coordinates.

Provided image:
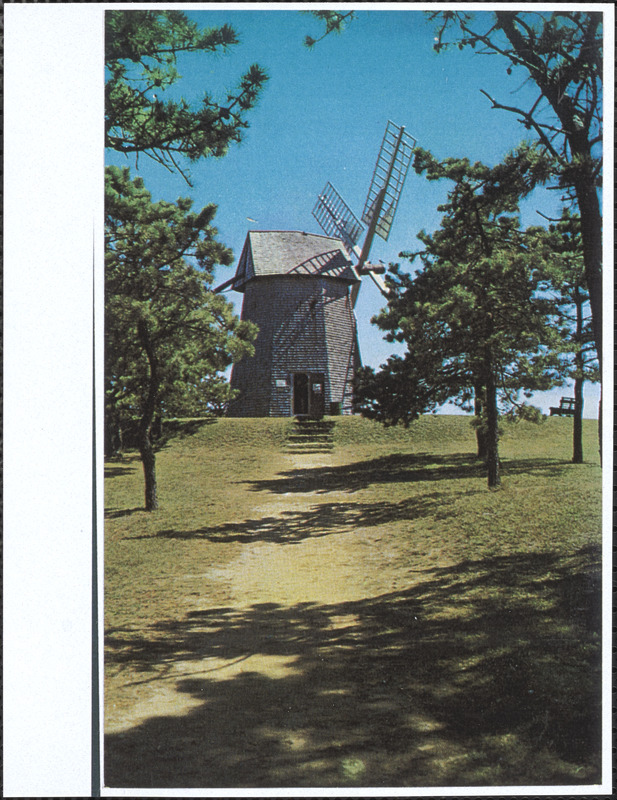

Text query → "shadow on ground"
[243,453,568,495]
[106,507,144,520]
[155,418,218,450]
[132,488,480,545]
[105,545,602,789]
[107,452,570,525]
[104,455,141,480]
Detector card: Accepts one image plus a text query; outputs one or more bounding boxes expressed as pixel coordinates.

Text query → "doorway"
[292,372,325,417]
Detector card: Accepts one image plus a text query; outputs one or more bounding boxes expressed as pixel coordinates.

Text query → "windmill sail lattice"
[361,120,416,242]
[312,182,364,258]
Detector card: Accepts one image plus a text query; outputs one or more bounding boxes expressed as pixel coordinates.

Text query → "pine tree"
[105,166,256,509]
[355,146,564,488]
[529,211,599,462]
[429,10,603,368]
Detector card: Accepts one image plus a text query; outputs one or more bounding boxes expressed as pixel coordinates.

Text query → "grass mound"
[104,414,603,788]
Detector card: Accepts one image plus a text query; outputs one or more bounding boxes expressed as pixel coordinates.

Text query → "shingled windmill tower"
[219,121,415,418]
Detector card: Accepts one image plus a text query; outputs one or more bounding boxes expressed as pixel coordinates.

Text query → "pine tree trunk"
[484,354,500,488]
[572,376,584,464]
[574,177,603,373]
[139,430,158,510]
[572,286,584,464]
[474,382,487,460]
[152,410,163,442]
[572,176,603,462]
[597,390,601,465]
[104,413,115,458]
[137,319,159,511]
[104,410,122,458]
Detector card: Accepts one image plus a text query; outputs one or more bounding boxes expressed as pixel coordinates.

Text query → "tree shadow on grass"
[134,488,480,545]
[106,507,144,519]
[155,418,218,451]
[105,465,137,479]
[243,453,569,495]
[104,455,141,480]
[105,545,602,789]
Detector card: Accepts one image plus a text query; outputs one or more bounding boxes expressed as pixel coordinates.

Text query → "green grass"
[104,414,603,788]
[105,417,294,630]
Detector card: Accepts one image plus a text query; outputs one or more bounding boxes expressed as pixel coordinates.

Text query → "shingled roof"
[231,231,360,291]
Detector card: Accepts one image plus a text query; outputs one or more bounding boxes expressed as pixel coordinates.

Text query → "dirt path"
[231,449,401,605]
[105,446,434,788]
[106,446,404,717]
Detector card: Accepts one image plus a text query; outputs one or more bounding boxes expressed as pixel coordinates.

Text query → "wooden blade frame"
[312,181,392,298]
[312,182,364,258]
[361,121,416,244]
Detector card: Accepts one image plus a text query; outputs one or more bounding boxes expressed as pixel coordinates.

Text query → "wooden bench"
[549,397,576,416]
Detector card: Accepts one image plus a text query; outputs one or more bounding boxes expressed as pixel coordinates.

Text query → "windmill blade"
[312,182,364,258]
[361,120,416,242]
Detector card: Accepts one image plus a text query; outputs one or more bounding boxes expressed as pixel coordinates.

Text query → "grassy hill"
[105,413,602,633]
[104,415,603,788]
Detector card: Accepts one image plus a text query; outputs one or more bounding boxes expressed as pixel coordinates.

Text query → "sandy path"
[105,445,446,789]
[105,446,406,729]
[230,450,394,606]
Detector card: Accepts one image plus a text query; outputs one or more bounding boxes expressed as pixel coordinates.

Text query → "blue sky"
[106,8,600,417]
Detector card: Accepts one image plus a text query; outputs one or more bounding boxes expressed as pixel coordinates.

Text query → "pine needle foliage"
[302,10,356,49]
[428,9,603,367]
[105,10,269,184]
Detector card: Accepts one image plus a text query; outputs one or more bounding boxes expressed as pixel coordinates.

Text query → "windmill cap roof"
[231,230,360,290]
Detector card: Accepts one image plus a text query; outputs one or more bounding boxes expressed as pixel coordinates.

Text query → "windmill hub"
[359,262,386,275]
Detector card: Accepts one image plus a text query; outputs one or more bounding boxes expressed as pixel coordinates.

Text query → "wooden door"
[308,373,325,418]
[293,372,325,417]
[292,373,309,415]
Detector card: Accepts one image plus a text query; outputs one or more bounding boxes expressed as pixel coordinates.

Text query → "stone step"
[285,419,336,452]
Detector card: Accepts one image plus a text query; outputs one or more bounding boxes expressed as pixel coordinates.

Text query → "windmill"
[222,120,415,418]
